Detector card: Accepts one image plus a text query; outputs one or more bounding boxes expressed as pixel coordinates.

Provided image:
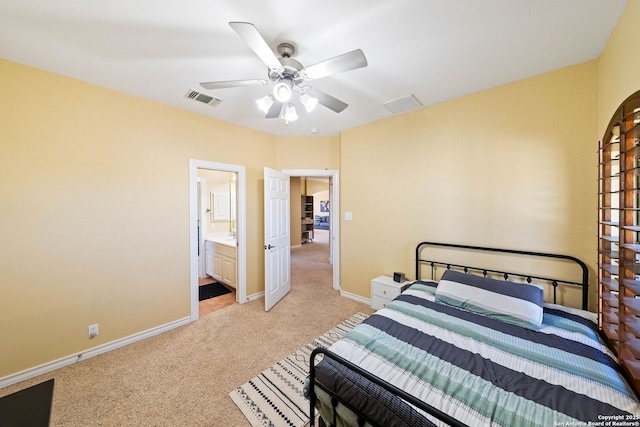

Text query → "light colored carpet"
[230,312,368,427]
[0,228,375,426]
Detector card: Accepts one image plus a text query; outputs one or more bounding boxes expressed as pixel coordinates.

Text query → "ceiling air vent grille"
[184,89,222,107]
[382,94,422,114]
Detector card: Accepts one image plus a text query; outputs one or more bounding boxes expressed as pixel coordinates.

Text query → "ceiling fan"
[200,22,368,122]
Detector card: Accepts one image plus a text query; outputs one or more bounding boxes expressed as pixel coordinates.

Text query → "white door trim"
[282,169,340,291]
[197,177,206,279]
[189,159,247,322]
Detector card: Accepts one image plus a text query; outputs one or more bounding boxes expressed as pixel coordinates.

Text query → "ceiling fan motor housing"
[269,58,304,84]
[277,42,295,58]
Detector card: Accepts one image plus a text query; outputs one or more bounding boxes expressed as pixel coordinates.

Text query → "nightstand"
[371,275,411,310]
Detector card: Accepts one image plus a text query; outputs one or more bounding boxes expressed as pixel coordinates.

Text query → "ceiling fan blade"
[307,87,348,113]
[265,101,283,119]
[200,79,267,90]
[302,49,368,80]
[229,22,284,74]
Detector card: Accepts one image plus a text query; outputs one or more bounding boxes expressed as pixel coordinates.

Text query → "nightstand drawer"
[371,281,401,300]
[372,294,393,310]
[371,275,410,310]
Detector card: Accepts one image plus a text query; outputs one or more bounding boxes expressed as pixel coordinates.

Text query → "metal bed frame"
[308,241,590,427]
[415,241,589,310]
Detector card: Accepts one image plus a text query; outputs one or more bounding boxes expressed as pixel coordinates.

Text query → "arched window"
[598,90,640,394]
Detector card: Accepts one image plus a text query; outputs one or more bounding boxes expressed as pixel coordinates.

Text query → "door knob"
[264,244,275,250]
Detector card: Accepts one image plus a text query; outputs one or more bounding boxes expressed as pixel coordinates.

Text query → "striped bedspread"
[315,281,640,426]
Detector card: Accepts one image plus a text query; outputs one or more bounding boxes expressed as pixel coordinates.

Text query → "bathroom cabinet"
[205,241,237,288]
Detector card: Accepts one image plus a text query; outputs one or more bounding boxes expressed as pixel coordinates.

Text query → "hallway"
[291,229,332,287]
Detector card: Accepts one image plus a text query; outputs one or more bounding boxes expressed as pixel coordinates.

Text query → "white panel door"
[264,167,291,311]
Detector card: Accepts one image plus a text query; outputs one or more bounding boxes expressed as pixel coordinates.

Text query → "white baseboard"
[246,291,264,302]
[1,289,369,389]
[340,290,371,306]
[0,316,192,389]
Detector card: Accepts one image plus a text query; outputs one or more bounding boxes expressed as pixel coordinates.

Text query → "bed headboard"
[415,241,589,310]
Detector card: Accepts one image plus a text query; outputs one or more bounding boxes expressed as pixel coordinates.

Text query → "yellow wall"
[598,0,640,136]
[275,136,340,170]
[0,59,275,376]
[306,179,329,196]
[340,60,599,309]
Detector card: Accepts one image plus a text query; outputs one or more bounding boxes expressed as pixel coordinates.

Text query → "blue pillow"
[435,270,544,330]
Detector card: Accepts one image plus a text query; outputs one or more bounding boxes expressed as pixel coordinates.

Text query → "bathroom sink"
[206,233,237,247]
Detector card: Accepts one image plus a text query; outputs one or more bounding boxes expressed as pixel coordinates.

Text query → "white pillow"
[435,270,544,330]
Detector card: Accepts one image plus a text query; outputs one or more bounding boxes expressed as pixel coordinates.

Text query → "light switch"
[345,212,353,220]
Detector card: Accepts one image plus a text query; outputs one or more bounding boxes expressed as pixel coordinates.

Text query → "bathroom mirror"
[211,192,230,221]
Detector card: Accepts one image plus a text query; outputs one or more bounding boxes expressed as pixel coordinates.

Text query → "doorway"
[189,159,247,321]
[283,169,340,291]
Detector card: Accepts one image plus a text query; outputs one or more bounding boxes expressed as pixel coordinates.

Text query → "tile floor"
[198,277,236,316]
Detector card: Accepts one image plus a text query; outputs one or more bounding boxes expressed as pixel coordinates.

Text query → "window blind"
[598,90,640,395]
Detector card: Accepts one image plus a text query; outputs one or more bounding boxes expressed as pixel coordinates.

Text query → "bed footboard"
[308,348,468,427]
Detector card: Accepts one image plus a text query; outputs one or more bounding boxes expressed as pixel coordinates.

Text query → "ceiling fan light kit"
[273,78,293,102]
[300,92,318,113]
[199,21,368,126]
[256,95,274,113]
[283,104,298,123]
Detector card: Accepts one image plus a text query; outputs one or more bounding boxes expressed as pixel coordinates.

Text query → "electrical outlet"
[88,323,99,338]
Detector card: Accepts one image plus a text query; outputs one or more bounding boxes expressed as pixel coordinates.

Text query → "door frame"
[189,159,247,321]
[197,177,206,279]
[283,169,340,291]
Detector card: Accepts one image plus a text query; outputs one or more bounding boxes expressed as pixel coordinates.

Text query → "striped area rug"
[230,312,369,427]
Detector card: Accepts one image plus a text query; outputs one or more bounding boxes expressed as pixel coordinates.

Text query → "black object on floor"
[0,378,54,427]
[199,282,232,301]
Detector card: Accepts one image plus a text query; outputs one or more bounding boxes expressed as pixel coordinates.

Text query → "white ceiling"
[0,0,627,137]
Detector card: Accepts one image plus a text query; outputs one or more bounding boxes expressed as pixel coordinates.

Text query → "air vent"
[184,89,222,107]
[382,94,423,115]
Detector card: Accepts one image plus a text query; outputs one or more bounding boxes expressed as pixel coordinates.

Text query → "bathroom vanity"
[205,234,237,288]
